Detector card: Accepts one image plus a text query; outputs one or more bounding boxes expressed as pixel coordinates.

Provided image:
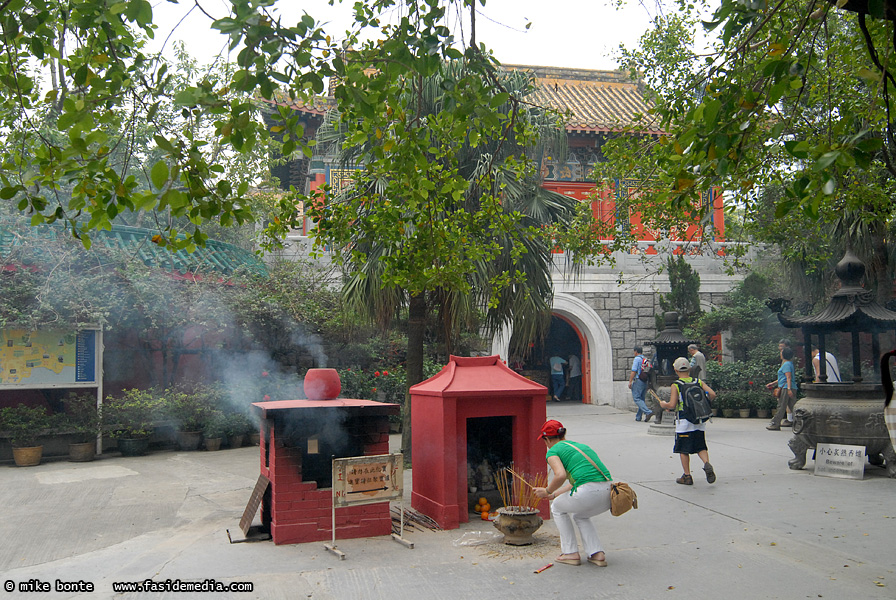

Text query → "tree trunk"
[868,218,890,304]
[401,292,426,460]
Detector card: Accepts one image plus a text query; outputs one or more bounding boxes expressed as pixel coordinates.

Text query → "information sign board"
[332,453,403,507]
[0,328,100,388]
[814,443,865,480]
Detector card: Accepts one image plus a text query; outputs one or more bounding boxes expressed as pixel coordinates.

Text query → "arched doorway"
[541,315,585,402]
[491,293,614,405]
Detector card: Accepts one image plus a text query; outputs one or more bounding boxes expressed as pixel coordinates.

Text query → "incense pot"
[492,506,543,545]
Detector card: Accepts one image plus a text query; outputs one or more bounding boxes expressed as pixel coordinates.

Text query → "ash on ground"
[477,533,561,561]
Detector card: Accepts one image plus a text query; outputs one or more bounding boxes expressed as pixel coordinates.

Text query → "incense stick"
[496,464,546,510]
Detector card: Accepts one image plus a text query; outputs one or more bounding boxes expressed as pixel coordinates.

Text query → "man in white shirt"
[567,354,582,402]
[687,344,707,381]
[812,347,841,382]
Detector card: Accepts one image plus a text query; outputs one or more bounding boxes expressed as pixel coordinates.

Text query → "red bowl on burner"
[304,368,341,400]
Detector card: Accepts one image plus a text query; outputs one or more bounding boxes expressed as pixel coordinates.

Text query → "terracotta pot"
[738,408,752,418]
[492,506,543,546]
[756,409,770,419]
[248,432,261,446]
[228,434,245,449]
[69,442,96,462]
[205,437,222,451]
[304,368,341,400]
[177,430,203,451]
[12,445,43,467]
[117,437,149,457]
[721,408,736,418]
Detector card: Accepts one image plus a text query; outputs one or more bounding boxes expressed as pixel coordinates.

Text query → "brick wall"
[259,411,393,545]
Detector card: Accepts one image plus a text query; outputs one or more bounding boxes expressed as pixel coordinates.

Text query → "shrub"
[161,386,216,432]
[104,389,162,439]
[0,404,54,447]
[62,392,103,443]
[203,411,228,439]
[222,412,252,437]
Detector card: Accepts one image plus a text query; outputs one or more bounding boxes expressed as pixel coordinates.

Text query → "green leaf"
[703,99,722,128]
[150,161,169,190]
[816,151,839,171]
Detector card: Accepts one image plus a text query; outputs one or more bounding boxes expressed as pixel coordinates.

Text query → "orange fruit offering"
[473,504,482,513]
[478,497,488,505]
[481,503,491,512]
[480,511,489,520]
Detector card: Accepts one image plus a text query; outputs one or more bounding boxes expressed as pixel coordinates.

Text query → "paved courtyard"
[2,403,894,599]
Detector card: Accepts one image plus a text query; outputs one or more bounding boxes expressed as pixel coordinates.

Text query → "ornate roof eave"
[646,311,697,347]
[778,250,896,333]
[566,125,666,135]
[778,288,896,332]
[648,330,699,346]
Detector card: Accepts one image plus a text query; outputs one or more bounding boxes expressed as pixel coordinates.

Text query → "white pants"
[551,481,612,556]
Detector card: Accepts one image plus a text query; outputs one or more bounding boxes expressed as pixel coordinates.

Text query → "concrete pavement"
[2,403,894,599]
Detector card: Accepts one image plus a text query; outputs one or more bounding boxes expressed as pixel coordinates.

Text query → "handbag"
[562,442,638,516]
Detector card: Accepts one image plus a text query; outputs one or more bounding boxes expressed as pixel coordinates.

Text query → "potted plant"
[223,412,251,449]
[714,393,737,418]
[203,411,227,451]
[104,389,160,456]
[162,386,215,451]
[62,392,102,462]
[737,391,752,418]
[0,404,54,466]
[753,391,777,419]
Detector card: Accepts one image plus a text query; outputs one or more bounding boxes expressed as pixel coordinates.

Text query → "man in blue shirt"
[549,355,567,402]
[627,346,653,422]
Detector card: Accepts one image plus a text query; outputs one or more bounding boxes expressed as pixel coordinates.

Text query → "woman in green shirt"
[534,419,612,567]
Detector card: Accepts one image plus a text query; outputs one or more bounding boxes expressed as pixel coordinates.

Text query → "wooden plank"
[239,474,270,535]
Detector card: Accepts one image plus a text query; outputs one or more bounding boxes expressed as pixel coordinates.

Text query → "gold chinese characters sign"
[332,453,403,507]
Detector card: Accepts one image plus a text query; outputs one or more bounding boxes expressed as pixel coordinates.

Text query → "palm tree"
[314,60,578,454]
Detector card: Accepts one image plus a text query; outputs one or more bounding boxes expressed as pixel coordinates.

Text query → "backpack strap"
[561,442,611,482]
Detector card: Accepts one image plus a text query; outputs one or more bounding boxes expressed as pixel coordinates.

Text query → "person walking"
[549,355,567,402]
[627,346,653,422]
[812,346,841,382]
[659,357,717,485]
[533,419,612,567]
[767,347,798,430]
[567,353,582,403]
[687,344,707,381]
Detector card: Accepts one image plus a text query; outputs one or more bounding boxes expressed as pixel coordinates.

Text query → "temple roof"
[1,222,267,277]
[410,355,547,397]
[502,64,661,134]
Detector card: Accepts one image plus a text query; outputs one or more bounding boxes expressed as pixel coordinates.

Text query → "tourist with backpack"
[659,357,717,485]
[627,346,654,422]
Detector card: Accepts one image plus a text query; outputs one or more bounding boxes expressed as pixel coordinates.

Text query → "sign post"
[326,453,410,559]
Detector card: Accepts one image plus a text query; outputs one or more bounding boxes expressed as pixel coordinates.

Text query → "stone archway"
[491,293,614,405]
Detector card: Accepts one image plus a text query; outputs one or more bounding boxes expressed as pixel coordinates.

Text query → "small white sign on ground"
[814,443,865,480]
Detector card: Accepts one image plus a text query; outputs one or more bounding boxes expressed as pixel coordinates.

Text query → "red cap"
[538,419,564,440]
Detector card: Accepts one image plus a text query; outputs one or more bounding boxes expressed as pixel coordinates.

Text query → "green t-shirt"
[546,441,611,494]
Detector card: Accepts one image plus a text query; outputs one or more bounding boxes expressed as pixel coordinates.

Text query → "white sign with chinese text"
[814,443,865,480]
[332,453,403,507]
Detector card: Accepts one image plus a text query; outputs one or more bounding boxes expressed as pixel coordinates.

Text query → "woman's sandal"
[555,554,581,566]
[588,553,608,567]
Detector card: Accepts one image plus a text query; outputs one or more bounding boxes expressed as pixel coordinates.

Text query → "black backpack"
[675,379,712,424]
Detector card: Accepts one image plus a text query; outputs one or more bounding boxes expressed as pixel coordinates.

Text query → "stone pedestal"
[787,383,896,477]
[647,387,675,436]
